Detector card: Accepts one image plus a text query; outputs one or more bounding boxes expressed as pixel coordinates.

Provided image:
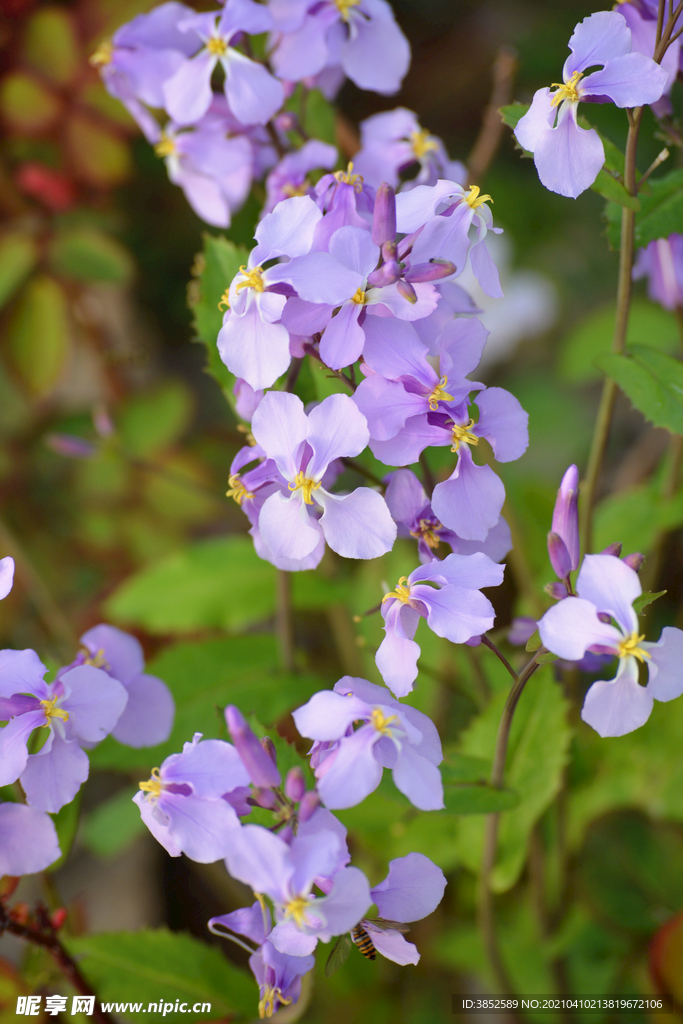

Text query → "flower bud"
[367,261,400,287]
[544,581,568,601]
[404,259,456,283]
[508,616,537,646]
[251,787,278,809]
[624,552,645,572]
[547,531,572,580]
[372,183,396,246]
[396,279,417,304]
[45,433,97,459]
[298,790,320,823]
[284,767,306,802]
[601,542,622,558]
[551,465,580,571]
[225,706,281,788]
[50,908,68,930]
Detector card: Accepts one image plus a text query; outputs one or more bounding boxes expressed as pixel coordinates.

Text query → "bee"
[351,924,377,960]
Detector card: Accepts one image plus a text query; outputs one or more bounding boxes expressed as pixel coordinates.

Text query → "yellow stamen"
[334,0,361,22]
[410,519,442,550]
[351,287,366,305]
[218,288,231,311]
[89,40,113,67]
[371,708,398,736]
[617,631,651,663]
[206,36,228,56]
[79,647,108,669]
[288,471,321,505]
[258,986,292,1019]
[154,132,176,159]
[465,185,493,210]
[40,695,69,726]
[450,418,479,452]
[284,894,311,928]
[428,375,454,411]
[237,424,256,446]
[334,161,363,193]
[550,69,583,107]
[409,128,438,160]
[282,181,309,197]
[382,575,411,605]
[226,473,254,506]
[235,265,265,294]
[139,767,163,800]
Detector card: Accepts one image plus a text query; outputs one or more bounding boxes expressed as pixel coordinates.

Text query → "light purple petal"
[384,469,426,524]
[254,195,322,261]
[437,317,488,380]
[112,673,175,748]
[0,803,61,875]
[0,710,44,786]
[317,487,397,559]
[259,492,323,560]
[475,387,529,462]
[209,902,269,945]
[581,53,667,107]
[514,88,555,152]
[293,690,369,741]
[164,50,216,125]
[225,823,292,898]
[0,557,14,600]
[217,308,291,392]
[80,624,144,685]
[339,1,410,95]
[469,239,503,299]
[370,413,446,466]
[281,251,361,305]
[251,390,308,480]
[164,737,250,796]
[398,704,442,764]
[329,226,379,278]
[306,394,369,478]
[365,925,419,965]
[375,601,420,698]
[538,596,622,662]
[0,648,48,699]
[581,656,654,738]
[361,316,432,383]
[173,167,231,227]
[353,376,426,441]
[21,733,89,813]
[290,828,342,894]
[269,920,318,956]
[61,665,128,744]
[533,106,604,199]
[455,517,512,562]
[151,791,240,862]
[564,10,631,78]
[270,12,329,81]
[416,584,495,644]
[395,180,463,233]
[134,791,179,857]
[645,627,683,702]
[218,0,274,36]
[431,451,505,541]
[371,852,447,922]
[317,866,372,937]
[319,303,365,369]
[316,727,382,808]
[576,554,640,635]
[413,551,505,591]
[392,744,444,810]
[223,50,284,126]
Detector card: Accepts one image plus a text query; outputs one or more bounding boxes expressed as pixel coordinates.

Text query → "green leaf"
[23,8,79,86]
[189,234,248,401]
[8,274,71,396]
[597,344,683,435]
[443,784,519,815]
[64,930,254,1022]
[633,588,667,613]
[49,227,133,283]
[593,474,683,554]
[525,629,541,652]
[303,88,336,146]
[89,635,321,771]
[440,752,491,784]
[536,650,558,664]
[591,169,640,211]
[325,933,352,978]
[0,232,38,309]
[452,675,572,891]
[118,380,193,459]
[561,300,679,385]
[606,169,683,249]
[81,788,146,859]
[499,102,529,130]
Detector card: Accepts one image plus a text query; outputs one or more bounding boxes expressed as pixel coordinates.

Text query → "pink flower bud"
[298,790,320,823]
[372,183,396,246]
[551,465,580,571]
[225,706,281,788]
[548,531,572,580]
[624,552,645,572]
[284,767,306,802]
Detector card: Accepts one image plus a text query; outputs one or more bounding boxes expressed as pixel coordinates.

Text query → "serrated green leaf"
[81,788,146,859]
[591,169,640,211]
[499,102,529,130]
[598,345,683,435]
[607,169,683,249]
[0,231,38,309]
[525,629,541,652]
[441,752,491,784]
[325,933,352,978]
[633,589,667,613]
[64,929,254,1022]
[443,784,519,815]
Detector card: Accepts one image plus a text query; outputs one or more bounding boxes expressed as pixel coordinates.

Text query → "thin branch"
[419,452,435,498]
[481,635,517,682]
[340,457,384,487]
[275,570,295,674]
[467,45,518,186]
[284,356,304,394]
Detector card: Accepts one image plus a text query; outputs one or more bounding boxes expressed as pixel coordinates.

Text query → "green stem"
[580,108,643,555]
[275,570,295,674]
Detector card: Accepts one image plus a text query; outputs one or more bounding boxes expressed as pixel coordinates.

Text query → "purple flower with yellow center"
[250,391,396,563]
[269,0,410,97]
[396,179,503,298]
[539,554,683,737]
[293,676,444,808]
[163,1,284,126]
[217,195,322,390]
[134,732,249,862]
[0,649,127,813]
[513,11,668,198]
[264,139,338,213]
[223,820,372,956]
[353,107,466,190]
[376,553,503,696]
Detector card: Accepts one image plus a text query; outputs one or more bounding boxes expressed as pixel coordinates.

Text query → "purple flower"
[396,179,504,298]
[68,624,174,749]
[264,139,338,213]
[377,553,504,696]
[250,391,396,563]
[0,802,61,875]
[547,464,580,580]
[618,2,680,114]
[293,676,444,808]
[359,852,446,965]
[217,195,322,390]
[225,705,281,788]
[353,107,466,190]
[269,0,410,97]
[538,554,683,737]
[514,11,668,198]
[164,2,284,126]
[223,820,371,955]
[0,557,14,600]
[633,234,683,310]
[0,649,128,813]
[134,733,249,861]
[385,469,511,565]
